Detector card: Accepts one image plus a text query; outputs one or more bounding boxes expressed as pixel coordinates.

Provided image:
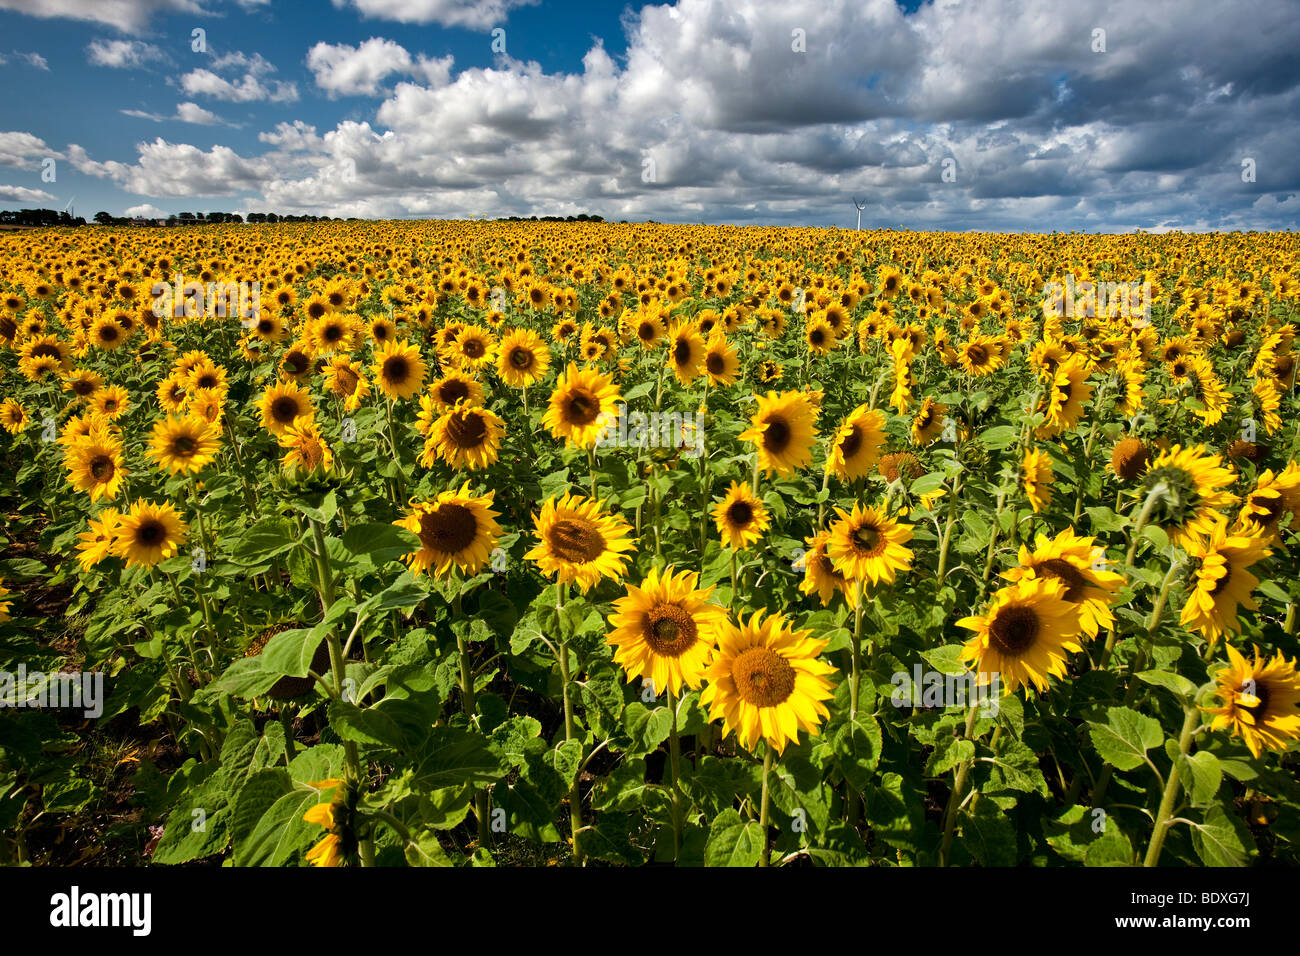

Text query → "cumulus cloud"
[50,0,1300,229]
[0,131,59,168]
[331,0,537,31]
[306,37,453,97]
[123,202,168,217]
[0,184,56,202]
[182,51,298,103]
[87,38,167,68]
[0,0,208,33]
[121,102,228,125]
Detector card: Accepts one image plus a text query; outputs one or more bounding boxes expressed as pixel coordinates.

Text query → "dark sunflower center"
[966,344,988,365]
[196,373,217,389]
[989,605,1039,655]
[510,347,532,369]
[99,325,119,341]
[563,391,600,426]
[135,519,166,547]
[172,435,198,456]
[308,302,326,319]
[731,646,797,708]
[285,351,308,374]
[419,503,478,554]
[90,456,114,481]
[324,324,342,342]
[673,339,692,365]
[258,319,275,334]
[644,604,698,657]
[638,323,656,341]
[446,411,487,448]
[1210,563,1232,597]
[1036,558,1086,602]
[706,353,724,374]
[463,339,485,359]
[763,416,792,453]
[32,343,61,360]
[383,355,411,384]
[547,518,606,563]
[102,399,118,413]
[72,380,95,396]
[810,329,825,345]
[271,396,301,424]
[1252,493,1284,525]
[851,523,884,557]
[1239,681,1270,716]
[439,380,469,404]
[726,499,755,528]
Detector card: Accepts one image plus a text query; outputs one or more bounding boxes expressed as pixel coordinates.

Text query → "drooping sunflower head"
[424,402,504,471]
[958,576,1084,695]
[910,396,947,447]
[395,483,501,579]
[797,529,857,610]
[712,480,770,551]
[878,450,923,484]
[700,609,835,755]
[1179,518,1271,645]
[1110,436,1150,481]
[826,502,914,587]
[524,492,636,593]
[1138,444,1237,549]
[279,417,334,477]
[112,499,188,568]
[825,404,885,480]
[606,565,726,696]
[542,363,622,449]
[741,390,819,477]
[1202,644,1300,759]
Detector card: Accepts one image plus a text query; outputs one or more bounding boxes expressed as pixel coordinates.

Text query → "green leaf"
[341,522,421,565]
[1087,706,1163,772]
[961,799,1017,866]
[356,576,429,617]
[704,808,764,867]
[910,472,947,496]
[1084,828,1134,867]
[1177,751,1223,809]
[978,425,1018,449]
[1189,804,1252,866]
[408,727,507,790]
[919,644,967,676]
[830,713,883,790]
[1136,670,1198,702]
[620,702,673,757]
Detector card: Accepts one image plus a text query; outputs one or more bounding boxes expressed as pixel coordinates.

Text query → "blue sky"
[0,0,1295,231]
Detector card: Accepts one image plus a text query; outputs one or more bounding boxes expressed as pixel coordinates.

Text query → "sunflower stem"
[555,583,585,866]
[759,746,774,868]
[938,702,980,867]
[667,686,684,862]
[1142,704,1201,867]
[1125,484,1163,567]
[935,472,962,583]
[452,584,490,848]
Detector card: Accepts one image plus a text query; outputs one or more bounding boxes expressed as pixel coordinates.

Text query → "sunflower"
[1235,464,1300,542]
[542,363,622,449]
[1002,528,1123,638]
[371,340,428,401]
[1036,358,1093,438]
[630,311,665,349]
[303,781,350,867]
[1110,436,1149,481]
[88,316,128,351]
[958,577,1084,695]
[279,417,334,475]
[323,356,371,412]
[958,336,1003,376]
[700,609,836,755]
[424,402,504,470]
[65,432,128,501]
[667,321,705,386]
[606,565,726,696]
[259,381,315,437]
[741,391,818,477]
[112,499,187,568]
[910,397,947,446]
[712,481,770,550]
[1020,446,1054,514]
[450,324,496,370]
[1138,444,1237,549]
[826,503,914,586]
[703,332,740,386]
[63,369,103,402]
[308,313,360,355]
[805,318,834,355]
[91,385,130,421]
[819,404,883,482]
[148,414,219,475]
[187,388,225,429]
[797,529,858,609]
[1179,519,1271,645]
[496,328,551,387]
[426,370,485,414]
[394,483,502,578]
[75,508,120,572]
[280,342,315,382]
[1202,644,1300,759]
[0,399,29,434]
[524,493,635,593]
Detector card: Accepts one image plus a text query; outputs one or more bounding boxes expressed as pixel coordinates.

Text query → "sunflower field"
[1,221,1299,869]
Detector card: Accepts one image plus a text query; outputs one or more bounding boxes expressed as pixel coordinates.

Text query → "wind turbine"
[852,197,866,231]
[63,196,76,219]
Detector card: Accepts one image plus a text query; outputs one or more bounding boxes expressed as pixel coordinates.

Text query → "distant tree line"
[0,209,87,227]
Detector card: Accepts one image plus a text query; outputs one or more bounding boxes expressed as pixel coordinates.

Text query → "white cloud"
[0,131,59,168]
[0,184,56,203]
[123,202,168,217]
[0,0,208,33]
[87,38,166,68]
[73,137,277,197]
[306,37,454,96]
[120,101,228,125]
[182,51,298,102]
[331,0,537,31]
